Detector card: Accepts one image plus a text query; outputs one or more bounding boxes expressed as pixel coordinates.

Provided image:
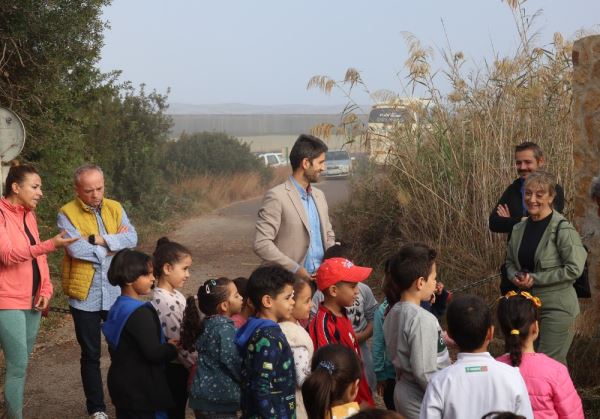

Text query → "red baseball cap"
[316,257,373,291]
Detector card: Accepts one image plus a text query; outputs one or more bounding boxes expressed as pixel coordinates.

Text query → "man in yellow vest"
[57,164,137,419]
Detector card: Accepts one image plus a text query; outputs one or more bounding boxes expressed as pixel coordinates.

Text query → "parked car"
[324,150,352,178]
[258,152,286,167]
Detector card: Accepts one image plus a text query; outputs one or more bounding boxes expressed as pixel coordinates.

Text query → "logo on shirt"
[465,366,488,373]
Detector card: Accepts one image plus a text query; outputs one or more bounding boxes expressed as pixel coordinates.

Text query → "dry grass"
[171,166,288,214]
[312,0,599,402]
[321,2,575,294]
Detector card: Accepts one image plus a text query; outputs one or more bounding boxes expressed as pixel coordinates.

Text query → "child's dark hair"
[482,412,526,419]
[152,237,191,279]
[348,408,403,419]
[180,277,233,351]
[447,295,492,352]
[107,249,153,287]
[233,277,248,299]
[293,277,311,296]
[497,293,539,367]
[323,242,351,260]
[247,266,294,311]
[383,243,436,309]
[301,344,361,419]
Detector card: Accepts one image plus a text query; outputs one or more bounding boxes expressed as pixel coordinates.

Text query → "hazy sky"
[99,1,599,106]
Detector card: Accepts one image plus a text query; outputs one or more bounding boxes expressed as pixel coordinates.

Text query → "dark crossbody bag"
[554,219,591,298]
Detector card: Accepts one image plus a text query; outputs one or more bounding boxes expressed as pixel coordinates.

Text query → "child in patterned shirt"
[234,266,296,419]
[280,278,314,419]
[181,277,244,418]
[150,237,194,419]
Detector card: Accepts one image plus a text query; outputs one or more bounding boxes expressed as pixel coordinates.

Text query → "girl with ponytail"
[301,344,362,419]
[496,291,583,418]
[181,278,243,418]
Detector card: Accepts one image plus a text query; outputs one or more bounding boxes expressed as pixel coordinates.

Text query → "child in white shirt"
[420,295,534,419]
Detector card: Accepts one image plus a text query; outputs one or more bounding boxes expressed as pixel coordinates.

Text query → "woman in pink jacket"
[0,164,76,418]
[496,291,584,419]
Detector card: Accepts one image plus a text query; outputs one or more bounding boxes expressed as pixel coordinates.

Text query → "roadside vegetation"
[309,0,599,413]
[0,3,277,315]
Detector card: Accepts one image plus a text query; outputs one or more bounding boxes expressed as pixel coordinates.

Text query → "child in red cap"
[308,257,375,407]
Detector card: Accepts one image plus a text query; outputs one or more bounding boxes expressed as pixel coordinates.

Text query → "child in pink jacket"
[496,291,583,419]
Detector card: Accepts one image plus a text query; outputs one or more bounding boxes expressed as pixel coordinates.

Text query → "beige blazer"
[254,178,335,272]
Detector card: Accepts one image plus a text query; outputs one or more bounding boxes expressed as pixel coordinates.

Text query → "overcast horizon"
[99,1,600,108]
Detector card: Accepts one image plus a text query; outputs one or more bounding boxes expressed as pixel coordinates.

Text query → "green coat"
[505,211,586,315]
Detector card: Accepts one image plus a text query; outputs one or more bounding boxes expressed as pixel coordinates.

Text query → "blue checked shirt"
[290,176,324,274]
[57,205,137,312]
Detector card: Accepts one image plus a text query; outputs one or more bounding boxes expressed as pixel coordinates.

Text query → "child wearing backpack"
[102,249,178,418]
[181,277,244,418]
[496,291,583,419]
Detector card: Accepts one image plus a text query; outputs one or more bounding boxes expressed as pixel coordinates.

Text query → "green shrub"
[164,132,272,182]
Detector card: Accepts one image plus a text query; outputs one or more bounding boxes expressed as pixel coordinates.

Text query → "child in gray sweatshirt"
[382,243,451,419]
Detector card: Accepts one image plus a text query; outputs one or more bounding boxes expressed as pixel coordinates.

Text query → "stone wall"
[572,35,600,295]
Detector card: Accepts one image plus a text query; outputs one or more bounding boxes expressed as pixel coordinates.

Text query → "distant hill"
[167,102,371,115]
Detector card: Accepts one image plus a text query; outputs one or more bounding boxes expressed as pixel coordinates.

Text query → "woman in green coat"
[505,171,586,365]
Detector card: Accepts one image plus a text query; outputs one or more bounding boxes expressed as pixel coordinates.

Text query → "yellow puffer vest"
[60,198,122,300]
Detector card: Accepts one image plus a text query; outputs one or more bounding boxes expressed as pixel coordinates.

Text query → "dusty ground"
[21,179,349,418]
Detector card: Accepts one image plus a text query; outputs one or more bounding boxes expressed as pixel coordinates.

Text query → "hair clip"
[499,290,542,309]
[510,329,520,336]
[205,279,217,294]
[318,360,335,375]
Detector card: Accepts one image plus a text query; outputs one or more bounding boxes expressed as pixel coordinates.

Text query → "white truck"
[367,99,430,164]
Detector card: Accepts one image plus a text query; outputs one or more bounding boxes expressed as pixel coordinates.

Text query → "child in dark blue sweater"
[235,266,296,419]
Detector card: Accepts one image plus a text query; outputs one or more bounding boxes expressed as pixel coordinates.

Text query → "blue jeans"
[70,306,108,414]
[0,309,41,419]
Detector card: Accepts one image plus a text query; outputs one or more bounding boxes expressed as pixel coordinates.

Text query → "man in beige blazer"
[254,134,335,281]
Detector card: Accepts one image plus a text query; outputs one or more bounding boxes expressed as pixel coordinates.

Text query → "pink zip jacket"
[0,198,55,309]
[497,353,584,419]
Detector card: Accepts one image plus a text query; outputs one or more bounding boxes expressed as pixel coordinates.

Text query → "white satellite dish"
[0,107,26,196]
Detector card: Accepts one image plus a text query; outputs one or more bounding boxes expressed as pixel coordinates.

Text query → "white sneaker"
[90,412,109,419]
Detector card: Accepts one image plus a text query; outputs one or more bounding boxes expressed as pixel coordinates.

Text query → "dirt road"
[22,179,350,418]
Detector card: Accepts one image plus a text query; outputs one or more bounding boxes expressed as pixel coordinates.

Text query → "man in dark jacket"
[489,141,565,234]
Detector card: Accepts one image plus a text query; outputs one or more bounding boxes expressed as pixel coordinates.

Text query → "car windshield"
[326,151,350,161]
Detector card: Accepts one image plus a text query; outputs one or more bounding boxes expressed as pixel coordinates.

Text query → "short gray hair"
[591,176,600,201]
[74,164,104,186]
[523,171,556,198]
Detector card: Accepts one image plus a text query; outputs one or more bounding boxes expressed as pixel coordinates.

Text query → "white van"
[258,153,286,167]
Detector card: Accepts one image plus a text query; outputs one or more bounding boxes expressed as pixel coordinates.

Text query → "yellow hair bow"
[500,290,542,309]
